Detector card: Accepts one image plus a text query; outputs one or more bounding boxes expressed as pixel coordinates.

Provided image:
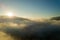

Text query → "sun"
[6,12,14,17]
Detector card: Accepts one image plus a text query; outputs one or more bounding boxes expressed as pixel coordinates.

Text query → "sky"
[0,0,60,19]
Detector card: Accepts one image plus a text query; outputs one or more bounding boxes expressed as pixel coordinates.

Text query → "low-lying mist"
[0,17,60,40]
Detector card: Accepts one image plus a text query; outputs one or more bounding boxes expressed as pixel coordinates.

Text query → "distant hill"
[50,16,60,20]
[0,16,33,24]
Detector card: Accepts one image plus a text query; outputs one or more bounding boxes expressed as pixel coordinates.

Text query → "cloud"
[0,16,60,40]
[0,19,60,40]
[0,31,13,40]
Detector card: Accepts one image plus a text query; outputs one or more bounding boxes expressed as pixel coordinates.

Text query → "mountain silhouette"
[50,16,60,20]
[0,16,33,26]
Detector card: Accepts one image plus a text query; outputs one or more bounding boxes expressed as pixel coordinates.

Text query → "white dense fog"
[0,17,60,40]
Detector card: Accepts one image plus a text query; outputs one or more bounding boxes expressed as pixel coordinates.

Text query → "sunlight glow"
[6,12,14,17]
[5,12,15,18]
